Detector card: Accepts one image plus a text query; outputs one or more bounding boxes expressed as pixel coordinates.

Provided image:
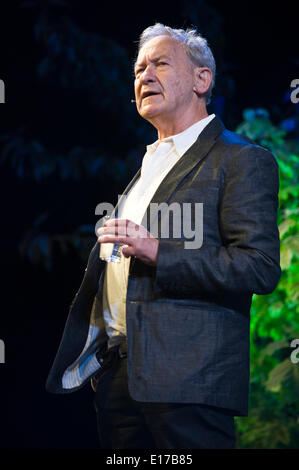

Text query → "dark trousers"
[93,343,235,449]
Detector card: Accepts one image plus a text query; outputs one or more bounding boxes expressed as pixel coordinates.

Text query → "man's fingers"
[98,223,131,237]
[104,218,135,229]
[97,235,131,245]
[105,218,145,235]
[99,226,128,237]
[121,246,135,258]
[98,219,151,239]
[97,226,158,266]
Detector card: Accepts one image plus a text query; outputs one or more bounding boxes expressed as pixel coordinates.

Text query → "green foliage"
[235,109,299,448]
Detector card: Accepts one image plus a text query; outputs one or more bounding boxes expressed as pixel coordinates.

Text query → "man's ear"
[193,67,213,97]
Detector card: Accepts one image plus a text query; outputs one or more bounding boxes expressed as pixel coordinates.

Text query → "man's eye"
[157,62,168,66]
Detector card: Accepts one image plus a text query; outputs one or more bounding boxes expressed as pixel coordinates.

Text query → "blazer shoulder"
[219,128,260,148]
[217,128,276,160]
[209,126,278,179]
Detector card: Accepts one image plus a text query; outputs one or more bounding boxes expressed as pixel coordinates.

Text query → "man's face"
[134,36,195,126]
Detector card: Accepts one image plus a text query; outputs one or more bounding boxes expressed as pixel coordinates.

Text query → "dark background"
[0,0,298,449]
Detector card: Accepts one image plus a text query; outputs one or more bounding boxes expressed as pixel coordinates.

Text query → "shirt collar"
[146,114,215,157]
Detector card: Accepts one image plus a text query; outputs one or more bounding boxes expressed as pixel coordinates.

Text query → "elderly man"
[46,24,281,449]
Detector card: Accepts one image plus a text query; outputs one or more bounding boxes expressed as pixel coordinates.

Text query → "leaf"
[265,358,294,391]
[280,244,293,270]
[258,340,289,364]
[277,158,294,179]
[243,109,256,122]
[279,218,296,238]
[281,234,299,254]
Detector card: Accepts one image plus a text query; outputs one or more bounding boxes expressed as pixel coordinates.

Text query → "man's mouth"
[141,90,161,100]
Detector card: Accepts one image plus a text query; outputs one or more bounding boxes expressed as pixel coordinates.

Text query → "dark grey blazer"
[46,116,281,416]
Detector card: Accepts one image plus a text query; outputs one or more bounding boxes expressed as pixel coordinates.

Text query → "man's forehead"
[136,36,183,63]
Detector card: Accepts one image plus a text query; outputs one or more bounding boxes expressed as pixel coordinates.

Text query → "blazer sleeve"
[154,145,281,297]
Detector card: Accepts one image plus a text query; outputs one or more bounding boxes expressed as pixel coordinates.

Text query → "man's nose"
[140,64,156,83]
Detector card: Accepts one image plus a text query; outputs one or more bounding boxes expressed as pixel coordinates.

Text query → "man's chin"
[138,104,162,120]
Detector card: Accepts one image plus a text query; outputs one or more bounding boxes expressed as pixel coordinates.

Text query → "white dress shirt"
[102,114,215,347]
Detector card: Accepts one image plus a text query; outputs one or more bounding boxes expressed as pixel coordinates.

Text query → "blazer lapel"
[141,115,225,229]
[152,117,224,202]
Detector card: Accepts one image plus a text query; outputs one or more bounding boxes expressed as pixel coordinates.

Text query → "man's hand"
[97,218,159,266]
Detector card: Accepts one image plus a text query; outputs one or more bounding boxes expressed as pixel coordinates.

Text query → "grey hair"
[137,23,216,104]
